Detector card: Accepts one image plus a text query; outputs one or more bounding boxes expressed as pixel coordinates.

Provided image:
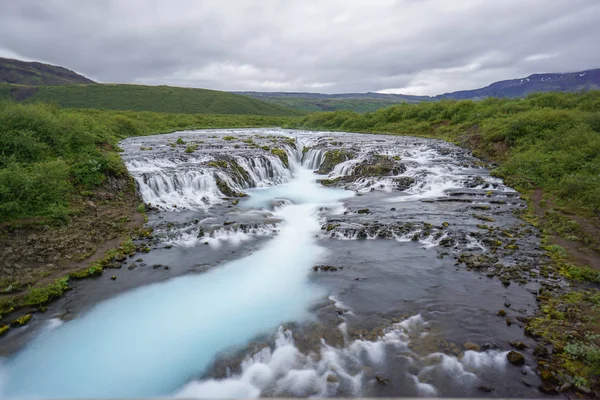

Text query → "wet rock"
[506,317,513,326]
[0,325,10,336]
[326,374,339,383]
[390,208,396,211]
[357,209,370,214]
[152,264,164,269]
[533,344,549,358]
[510,341,528,350]
[128,262,138,270]
[110,275,116,280]
[497,309,507,317]
[482,342,502,351]
[376,375,390,385]
[392,176,415,190]
[559,382,572,392]
[507,351,525,366]
[464,342,480,351]
[478,386,494,393]
[313,265,342,272]
[538,384,558,394]
[317,150,355,174]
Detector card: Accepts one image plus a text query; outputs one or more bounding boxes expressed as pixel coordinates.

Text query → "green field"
[244,96,410,113]
[1,83,304,116]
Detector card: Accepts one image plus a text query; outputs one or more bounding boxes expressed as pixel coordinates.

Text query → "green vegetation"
[246,96,410,113]
[291,91,600,216]
[1,83,303,116]
[0,101,296,222]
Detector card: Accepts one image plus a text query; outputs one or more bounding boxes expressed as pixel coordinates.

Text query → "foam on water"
[0,162,351,399]
[174,314,509,398]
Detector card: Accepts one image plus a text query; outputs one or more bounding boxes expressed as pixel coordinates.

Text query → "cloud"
[0,0,599,95]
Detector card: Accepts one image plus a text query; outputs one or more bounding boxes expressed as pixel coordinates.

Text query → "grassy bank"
[288,91,600,393]
[0,84,304,116]
[0,101,297,223]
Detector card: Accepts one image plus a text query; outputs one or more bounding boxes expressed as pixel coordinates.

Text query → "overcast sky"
[1,0,599,95]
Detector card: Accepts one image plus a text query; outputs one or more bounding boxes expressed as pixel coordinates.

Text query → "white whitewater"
[0,161,350,398]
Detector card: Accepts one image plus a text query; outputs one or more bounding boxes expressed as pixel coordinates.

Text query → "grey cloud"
[0,0,599,95]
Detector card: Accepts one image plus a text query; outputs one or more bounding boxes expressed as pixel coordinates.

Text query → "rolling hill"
[0,57,95,85]
[1,83,304,116]
[234,91,429,112]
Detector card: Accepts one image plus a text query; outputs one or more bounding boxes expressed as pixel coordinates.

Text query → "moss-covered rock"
[317,150,355,174]
[11,313,32,327]
[507,350,525,366]
[215,177,246,198]
[352,155,405,177]
[270,148,289,167]
[0,324,10,337]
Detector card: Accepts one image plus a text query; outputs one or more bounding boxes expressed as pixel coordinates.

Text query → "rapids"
[0,129,553,398]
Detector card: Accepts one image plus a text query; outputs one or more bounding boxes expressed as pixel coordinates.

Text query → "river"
[0,129,552,398]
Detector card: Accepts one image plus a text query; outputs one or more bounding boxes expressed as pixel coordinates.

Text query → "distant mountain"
[436,68,600,100]
[0,57,96,85]
[235,68,600,112]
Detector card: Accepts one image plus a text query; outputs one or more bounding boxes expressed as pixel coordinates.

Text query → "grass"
[245,96,411,113]
[1,83,304,116]
[0,101,298,223]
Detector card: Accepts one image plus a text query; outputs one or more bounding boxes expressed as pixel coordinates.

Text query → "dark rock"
[482,342,502,351]
[375,375,390,385]
[533,344,549,358]
[357,209,370,214]
[507,351,525,366]
[510,341,528,350]
[110,276,116,280]
[478,386,494,393]
[497,309,507,317]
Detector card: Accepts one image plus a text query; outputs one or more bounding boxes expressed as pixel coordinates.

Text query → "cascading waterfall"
[301,148,326,170]
[127,152,295,211]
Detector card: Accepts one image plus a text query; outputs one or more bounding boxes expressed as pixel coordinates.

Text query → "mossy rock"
[11,314,32,327]
[507,350,525,366]
[215,177,246,198]
[317,149,355,174]
[317,177,342,187]
[0,325,10,337]
[270,148,289,167]
[352,155,406,177]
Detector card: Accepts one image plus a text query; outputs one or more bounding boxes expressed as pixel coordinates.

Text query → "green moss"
[317,149,355,174]
[11,313,32,327]
[175,137,186,145]
[270,148,289,167]
[473,214,495,222]
[207,160,228,168]
[223,136,236,141]
[318,177,342,187]
[0,324,9,336]
[185,144,199,153]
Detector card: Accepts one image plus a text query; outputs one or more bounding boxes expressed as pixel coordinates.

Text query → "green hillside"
[248,96,408,113]
[1,84,303,116]
[0,57,95,85]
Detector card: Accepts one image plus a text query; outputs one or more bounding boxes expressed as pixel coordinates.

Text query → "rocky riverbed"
[0,128,564,398]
